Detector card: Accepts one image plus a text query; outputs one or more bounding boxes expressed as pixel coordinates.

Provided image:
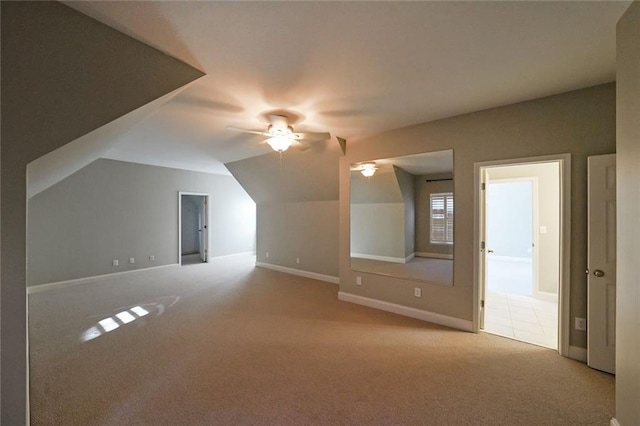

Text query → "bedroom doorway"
[476,156,568,353]
[179,192,209,266]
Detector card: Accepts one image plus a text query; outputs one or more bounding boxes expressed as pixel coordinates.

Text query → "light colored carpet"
[350,257,453,284]
[29,255,613,425]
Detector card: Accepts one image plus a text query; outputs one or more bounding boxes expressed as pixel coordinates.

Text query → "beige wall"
[257,201,339,277]
[615,2,640,425]
[351,203,406,260]
[340,83,616,347]
[0,2,203,422]
[487,163,560,295]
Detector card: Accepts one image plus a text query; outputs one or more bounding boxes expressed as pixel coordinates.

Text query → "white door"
[587,154,616,374]
[198,197,208,262]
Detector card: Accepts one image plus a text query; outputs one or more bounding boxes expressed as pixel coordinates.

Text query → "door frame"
[473,154,571,357]
[178,192,211,265]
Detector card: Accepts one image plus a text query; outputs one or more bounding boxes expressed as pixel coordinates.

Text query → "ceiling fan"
[351,161,378,177]
[226,114,331,153]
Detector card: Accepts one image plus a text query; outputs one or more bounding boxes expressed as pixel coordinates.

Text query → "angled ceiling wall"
[225,140,341,204]
[1,1,203,422]
[2,1,205,165]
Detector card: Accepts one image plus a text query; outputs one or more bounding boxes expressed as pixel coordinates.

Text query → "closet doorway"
[179,192,209,266]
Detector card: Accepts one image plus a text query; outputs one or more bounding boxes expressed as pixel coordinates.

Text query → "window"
[430,192,454,244]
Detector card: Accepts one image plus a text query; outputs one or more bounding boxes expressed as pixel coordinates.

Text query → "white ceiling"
[64,1,630,176]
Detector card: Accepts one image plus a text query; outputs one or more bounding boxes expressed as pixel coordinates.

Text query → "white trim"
[26,264,179,294]
[415,252,454,260]
[211,251,255,260]
[610,418,621,426]
[338,291,473,332]
[256,262,339,284]
[473,153,571,359]
[178,192,210,265]
[350,253,407,263]
[405,253,415,263]
[568,345,587,363]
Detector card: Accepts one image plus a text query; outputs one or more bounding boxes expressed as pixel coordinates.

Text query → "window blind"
[430,193,454,244]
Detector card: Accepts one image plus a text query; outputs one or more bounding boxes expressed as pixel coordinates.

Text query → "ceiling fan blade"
[294,132,331,142]
[226,126,269,136]
[292,140,312,151]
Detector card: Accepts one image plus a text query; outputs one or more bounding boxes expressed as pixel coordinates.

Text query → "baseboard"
[27,264,179,295]
[338,291,473,332]
[568,345,587,362]
[350,253,407,263]
[610,418,621,426]
[255,262,339,284]
[534,290,559,302]
[415,252,454,260]
[405,253,415,263]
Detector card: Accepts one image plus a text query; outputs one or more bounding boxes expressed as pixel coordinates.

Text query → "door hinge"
[481,241,485,250]
[481,300,485,308]
[481,182,486,190]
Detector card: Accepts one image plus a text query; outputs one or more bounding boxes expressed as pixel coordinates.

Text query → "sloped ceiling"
[2,1,204,198]
[225,141,341,204]
[62,1,629,176]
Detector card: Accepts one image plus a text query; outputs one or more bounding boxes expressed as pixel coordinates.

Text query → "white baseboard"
[255,262,339,284]
[534,290,559,302]
[610,418,621,426]
[568,345,587,362]
[415,252,454,260]
[405,253,415,263]
[338,291,473,332]
[350,253,407,263]
[27,264,179,295]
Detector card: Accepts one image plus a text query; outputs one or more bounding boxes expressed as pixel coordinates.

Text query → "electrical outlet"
[575,317,587,331]
[129,257,135,264]
[112,259,119,267]
[266,252,270,258]
[356,276,362,286]
[414,287,422,298]
[296,257,300,264]
[149,255,155,261]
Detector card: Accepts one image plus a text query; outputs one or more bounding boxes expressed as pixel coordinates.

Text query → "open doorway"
[477,158,566,351]
[179,193,209,266]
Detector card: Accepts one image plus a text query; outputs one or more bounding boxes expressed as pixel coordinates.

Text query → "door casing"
[473,154,570,357]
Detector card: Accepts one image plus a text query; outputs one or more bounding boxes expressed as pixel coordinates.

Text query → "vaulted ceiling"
[62,1,629,176]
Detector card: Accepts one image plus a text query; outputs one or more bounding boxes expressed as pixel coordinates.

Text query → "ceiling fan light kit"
[226,113,331,154]
[266,135,294,152]
[359,162,377,177]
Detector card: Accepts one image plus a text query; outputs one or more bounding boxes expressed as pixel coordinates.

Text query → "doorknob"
[593,269,605,277]
[487,250,494,254]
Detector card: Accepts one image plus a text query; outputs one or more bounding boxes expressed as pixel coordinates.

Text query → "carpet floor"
[28,255,614,425]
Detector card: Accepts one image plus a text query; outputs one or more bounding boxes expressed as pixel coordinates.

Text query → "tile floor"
[484,291,558,349]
